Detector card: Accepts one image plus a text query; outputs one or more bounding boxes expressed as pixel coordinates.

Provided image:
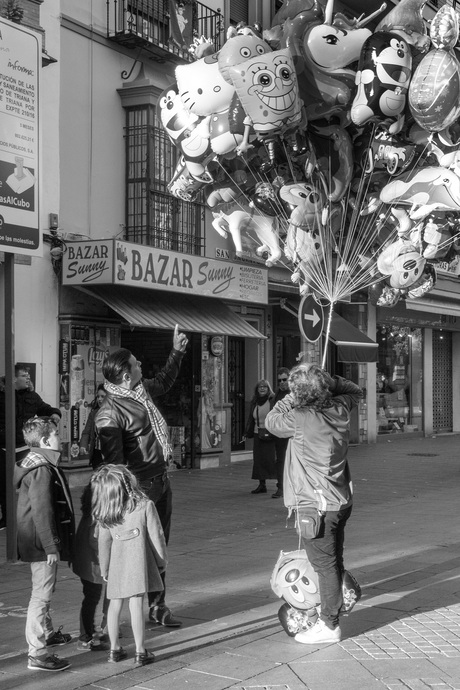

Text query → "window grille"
[125,104,205,254]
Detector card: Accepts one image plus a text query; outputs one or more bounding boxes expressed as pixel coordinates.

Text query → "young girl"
[91,464,167,666]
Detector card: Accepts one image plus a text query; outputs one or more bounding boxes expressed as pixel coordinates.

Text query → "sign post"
[298,294,324,343]
[0,19,41,561]
[0,18,41,254]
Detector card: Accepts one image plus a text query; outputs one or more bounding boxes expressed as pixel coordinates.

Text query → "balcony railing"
[106,0,224,63]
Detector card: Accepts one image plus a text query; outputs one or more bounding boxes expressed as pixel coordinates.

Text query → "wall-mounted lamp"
[44,224,67,276]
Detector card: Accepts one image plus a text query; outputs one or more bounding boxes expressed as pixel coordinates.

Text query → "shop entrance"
[121,329,199,467]
[228,337,245,451]
[376,325,423,435]
[433,329,452,432]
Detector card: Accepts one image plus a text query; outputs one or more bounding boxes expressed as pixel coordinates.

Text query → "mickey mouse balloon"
[351,31,412,134]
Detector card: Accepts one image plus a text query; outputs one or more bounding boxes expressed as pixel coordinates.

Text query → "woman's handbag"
[258,427,274,441]
[256,407,274,441]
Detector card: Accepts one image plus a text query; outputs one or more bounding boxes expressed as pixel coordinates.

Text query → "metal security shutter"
[228,337,245,450]
[432,329,452,432]
[230,0,248,24]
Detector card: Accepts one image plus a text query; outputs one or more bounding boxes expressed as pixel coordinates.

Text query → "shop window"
[376,325,423,434]
[124,104,205,255]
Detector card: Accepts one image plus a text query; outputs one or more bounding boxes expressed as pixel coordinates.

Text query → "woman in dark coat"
[79,384,106,469]
[243,379,276,494]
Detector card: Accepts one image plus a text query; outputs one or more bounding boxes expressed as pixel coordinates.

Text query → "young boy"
[14,416,75,672]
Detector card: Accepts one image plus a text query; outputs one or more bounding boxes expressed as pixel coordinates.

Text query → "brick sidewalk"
[1,433,460,689]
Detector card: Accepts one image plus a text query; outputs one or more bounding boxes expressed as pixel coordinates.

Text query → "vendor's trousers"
[302,505,352,629]
[140,472,172,609]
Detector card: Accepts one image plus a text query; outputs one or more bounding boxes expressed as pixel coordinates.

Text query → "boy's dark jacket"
[14,447,75,562]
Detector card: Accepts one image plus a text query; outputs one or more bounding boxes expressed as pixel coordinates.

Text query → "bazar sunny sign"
[62,240,268,304]
[0,19,40,255]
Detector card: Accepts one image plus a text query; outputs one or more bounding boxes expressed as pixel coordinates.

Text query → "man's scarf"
[104,380,172,460]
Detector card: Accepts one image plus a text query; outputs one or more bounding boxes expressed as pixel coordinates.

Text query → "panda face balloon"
[270,551,320,610]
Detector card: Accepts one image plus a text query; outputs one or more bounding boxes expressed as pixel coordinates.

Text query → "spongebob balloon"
[228,48,303,165]
[218,32,272,83]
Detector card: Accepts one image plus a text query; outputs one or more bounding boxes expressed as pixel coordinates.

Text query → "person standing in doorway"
[79,383,107,469]
[95,325,187,627]
[243,379,276,495]
[272,367,290,499]
[0,365,61,529]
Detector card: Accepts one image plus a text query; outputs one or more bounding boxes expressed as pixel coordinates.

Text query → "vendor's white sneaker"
[295,619,341,644]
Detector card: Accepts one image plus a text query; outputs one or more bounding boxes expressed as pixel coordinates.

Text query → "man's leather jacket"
[95,349,184,481]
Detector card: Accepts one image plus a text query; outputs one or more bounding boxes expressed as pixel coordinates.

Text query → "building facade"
[2,0,460,473]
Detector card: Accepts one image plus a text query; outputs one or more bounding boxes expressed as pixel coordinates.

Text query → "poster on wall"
[58,323,120,464]
[0,18,41,255]
[169,0,193,49]
[198,335,224,451]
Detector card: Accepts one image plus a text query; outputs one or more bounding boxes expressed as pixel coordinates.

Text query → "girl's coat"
[98,499,167,599]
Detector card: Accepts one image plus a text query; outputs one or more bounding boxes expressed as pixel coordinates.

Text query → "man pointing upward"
[96,324,188,627]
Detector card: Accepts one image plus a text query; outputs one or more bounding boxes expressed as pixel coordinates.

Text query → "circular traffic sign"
[298,294,324,343]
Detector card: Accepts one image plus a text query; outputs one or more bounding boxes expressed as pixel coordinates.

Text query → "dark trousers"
[139,473,172,609]
[79,579,109,641]
[274,438,288,491]
[302,505,352,630]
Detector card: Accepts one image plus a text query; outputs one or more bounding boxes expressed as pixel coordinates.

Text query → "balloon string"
[322,304,334,370]
[210,123,454,307]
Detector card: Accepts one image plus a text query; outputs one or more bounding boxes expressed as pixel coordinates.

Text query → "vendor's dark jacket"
[95,349,184,481]
[265,376,363,512]
[0,389,61,447]
[14,447,75,563]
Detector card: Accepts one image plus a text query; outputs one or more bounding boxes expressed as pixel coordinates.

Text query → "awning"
[328,312,378,363]
[77,286,266,339]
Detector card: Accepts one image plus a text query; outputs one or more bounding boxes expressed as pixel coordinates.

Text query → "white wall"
[0,1,61,405]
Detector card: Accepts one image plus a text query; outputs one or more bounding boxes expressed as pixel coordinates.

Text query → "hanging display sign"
[0,19,41,255]
[62,239,269,304]
[298,294,324,343]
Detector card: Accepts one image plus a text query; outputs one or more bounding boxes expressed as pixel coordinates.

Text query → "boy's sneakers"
[46,626,72,646]
[294,619,341,645]
[28,653,71,672]
[77,637,110,652]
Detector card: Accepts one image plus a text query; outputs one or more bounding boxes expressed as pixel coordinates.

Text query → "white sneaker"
[295,619,341,644]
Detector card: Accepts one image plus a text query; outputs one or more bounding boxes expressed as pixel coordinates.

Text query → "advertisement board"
[62,239,268,304]
[0,19,41,255]
[58,322,121,464]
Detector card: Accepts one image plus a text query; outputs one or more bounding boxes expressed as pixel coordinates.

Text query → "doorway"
[432,329,452,432]
[121,329,199,467]
[228,337,245,451]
